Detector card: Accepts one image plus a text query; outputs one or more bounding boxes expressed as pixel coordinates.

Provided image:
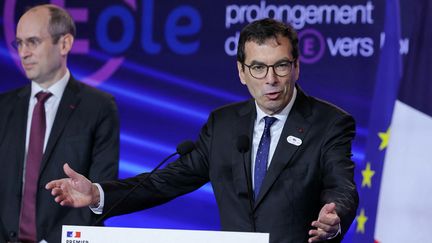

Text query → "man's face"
[16,8,64,86]
[237,36,299,115]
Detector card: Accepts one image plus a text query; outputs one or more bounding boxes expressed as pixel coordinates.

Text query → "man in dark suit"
[46,18,358,243]
[0,4,119,242]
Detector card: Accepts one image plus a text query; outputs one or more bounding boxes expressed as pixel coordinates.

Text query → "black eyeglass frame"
[243,60,295,79]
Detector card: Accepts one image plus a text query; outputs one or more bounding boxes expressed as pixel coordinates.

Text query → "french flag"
[66,231,81,238]
[353,0,432,242]
[374,0,432,242]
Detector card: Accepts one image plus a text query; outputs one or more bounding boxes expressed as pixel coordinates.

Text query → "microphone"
[176,141,195,156]
[237,135,256,232]
[93,140,195,225]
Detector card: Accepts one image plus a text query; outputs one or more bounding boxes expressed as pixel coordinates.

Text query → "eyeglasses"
[10,37,48,51]
[243,60,295,79]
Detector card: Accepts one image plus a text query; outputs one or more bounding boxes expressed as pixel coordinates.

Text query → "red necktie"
[19,91,52,242]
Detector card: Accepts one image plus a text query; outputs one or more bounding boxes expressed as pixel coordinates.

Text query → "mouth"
[22,63,35,70]
[264,91,281,100]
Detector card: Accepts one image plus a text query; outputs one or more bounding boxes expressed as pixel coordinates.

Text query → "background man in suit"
[46,18,358,243]
[0,4,119,242]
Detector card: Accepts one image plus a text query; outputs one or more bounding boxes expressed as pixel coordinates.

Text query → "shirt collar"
[255,86,297,123]
[30,69,70,99]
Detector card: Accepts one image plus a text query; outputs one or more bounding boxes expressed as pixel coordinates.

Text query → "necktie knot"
[263,116,277,130]
[35,91,52,104]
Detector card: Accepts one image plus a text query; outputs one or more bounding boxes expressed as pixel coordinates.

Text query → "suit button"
[9,230,17,240]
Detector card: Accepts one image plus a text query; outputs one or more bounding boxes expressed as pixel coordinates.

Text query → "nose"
[265,66,278,85]
[18,45,31,59]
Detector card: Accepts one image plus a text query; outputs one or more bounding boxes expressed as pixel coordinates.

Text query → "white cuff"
[89,183,105,214]
[327,223,341,240]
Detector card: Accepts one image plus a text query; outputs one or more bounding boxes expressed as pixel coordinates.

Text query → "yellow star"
[361,162,375,188]
[378,127,390,150]
[356,208,368,234]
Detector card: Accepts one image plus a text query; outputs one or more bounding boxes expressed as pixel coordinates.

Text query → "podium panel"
[62,225,269,243]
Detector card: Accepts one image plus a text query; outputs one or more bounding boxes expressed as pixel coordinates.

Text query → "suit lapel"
[40,77,81,174]
[231,100,256,196]
[15,87,31,178]
[254,87,312,207]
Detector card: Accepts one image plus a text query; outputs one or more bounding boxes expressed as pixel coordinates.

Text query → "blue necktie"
[254,116,277,199]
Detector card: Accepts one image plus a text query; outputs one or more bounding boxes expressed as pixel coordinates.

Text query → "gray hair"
[27,4,76,43]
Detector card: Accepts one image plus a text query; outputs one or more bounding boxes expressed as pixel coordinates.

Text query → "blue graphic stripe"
[98,81,209,120]
[87,50,246,102]
[121,133,174,154]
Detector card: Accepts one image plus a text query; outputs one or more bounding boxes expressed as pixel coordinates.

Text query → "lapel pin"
[297,127,304,133]
[287,135,302,146]
[69,105,76,109]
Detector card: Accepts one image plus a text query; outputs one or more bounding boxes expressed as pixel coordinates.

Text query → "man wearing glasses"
[47,18,358,243]
[0,4,119,242]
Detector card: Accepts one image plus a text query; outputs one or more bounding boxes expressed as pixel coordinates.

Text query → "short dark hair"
[237,18,299,69]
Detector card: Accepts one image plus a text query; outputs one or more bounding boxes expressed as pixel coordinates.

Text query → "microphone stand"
[237,135,256,232]
[93,152,179,226]
[241,151,256,232]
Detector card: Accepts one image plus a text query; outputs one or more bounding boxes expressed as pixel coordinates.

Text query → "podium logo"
[67,231,81,238]
[66,231,89,243]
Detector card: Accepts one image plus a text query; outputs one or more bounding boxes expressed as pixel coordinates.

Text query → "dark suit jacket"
[101,86,358,243]
[0,77,119,242]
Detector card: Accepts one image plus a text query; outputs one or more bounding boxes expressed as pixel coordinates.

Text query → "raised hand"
[308,202,341,242]
[45,163,99,207]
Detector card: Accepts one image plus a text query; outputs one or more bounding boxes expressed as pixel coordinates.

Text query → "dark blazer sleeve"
[100,112,215,217]
[319,113,358,236]
[87,94,119,182]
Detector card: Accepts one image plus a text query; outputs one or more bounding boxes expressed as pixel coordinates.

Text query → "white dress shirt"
[251,87,297,188]
[23,70,70,179]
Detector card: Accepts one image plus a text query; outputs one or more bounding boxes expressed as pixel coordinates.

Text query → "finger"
[308,229,324,237]
[317,213,340,226]
[51,187,63,196]
[63,163,81,180]
[322,202,336,214]
[311,220,338,233]
[54,195,67,203]
[45,180,62,189]
[308,233,324,243]
[309,229,329,242]
[56,195,73,206]
[59,198,71,206]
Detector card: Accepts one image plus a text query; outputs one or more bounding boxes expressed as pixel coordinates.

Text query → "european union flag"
[353,0,432,242]
[352,0,402,242]
[373,0,432,242]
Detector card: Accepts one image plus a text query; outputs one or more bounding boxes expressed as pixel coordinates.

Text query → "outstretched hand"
[308,202,341,242]
[45,163,99,208]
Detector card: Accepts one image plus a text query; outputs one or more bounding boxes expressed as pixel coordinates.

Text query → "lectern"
[62,225,269,243]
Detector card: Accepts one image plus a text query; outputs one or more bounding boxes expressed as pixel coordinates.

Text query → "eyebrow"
[15,36,41,41]
[248,57,292,65]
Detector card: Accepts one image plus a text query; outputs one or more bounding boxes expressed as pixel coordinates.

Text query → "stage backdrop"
[1,1,423,242]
